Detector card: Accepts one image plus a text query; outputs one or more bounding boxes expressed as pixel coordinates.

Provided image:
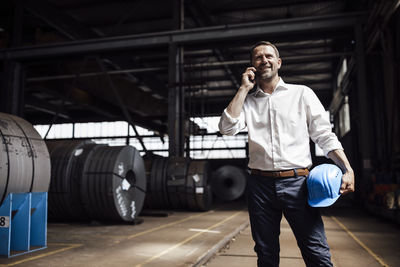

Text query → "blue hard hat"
[307,164,343,207]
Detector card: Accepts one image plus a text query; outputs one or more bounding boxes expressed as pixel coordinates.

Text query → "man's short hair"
[249,41,280,63]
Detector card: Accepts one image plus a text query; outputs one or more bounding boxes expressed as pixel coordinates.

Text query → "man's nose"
[261,55,267,63]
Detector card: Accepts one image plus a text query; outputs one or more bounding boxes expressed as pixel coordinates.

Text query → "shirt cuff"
[222,108,240,124]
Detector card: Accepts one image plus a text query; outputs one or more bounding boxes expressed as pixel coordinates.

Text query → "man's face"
[251,45,281,81]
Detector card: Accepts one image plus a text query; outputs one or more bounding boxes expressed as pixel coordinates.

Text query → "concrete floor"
[0,201,399,267]
[204,207,400,267]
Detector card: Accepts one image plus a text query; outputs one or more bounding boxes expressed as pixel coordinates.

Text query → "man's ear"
[277,58,282,69]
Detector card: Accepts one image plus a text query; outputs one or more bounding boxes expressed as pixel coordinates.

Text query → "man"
[218,41,355,267]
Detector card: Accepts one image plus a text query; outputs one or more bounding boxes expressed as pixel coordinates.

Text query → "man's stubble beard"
[258,70,278,83]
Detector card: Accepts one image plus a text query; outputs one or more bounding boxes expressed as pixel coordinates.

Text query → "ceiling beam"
[22,0,169,100]
[187,0,240,88]
[25,97,71,120]
[26,52,344,82]
[23,0,98,40]
[0,12,366,60]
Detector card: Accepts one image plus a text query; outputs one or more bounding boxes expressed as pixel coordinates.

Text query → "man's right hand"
[241,67,257,91]
[227,67,257,118]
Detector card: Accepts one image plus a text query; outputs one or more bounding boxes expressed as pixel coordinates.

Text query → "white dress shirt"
[218,78,343,171]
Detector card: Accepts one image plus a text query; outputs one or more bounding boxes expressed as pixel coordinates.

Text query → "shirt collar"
[254,77,288,97]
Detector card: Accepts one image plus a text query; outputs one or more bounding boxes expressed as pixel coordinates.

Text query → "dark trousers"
[246,174,333,267]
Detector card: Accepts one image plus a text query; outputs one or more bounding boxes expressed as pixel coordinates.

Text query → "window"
[34,117,248,159]
[339,96,351,137]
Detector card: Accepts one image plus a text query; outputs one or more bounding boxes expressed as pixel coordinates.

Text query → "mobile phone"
[248,68,257,93]
[250,69,257,83]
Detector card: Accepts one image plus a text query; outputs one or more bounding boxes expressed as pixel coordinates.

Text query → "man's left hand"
[340,169,355,194]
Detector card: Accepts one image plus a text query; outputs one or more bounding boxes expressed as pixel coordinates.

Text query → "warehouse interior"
[0,0,400,266]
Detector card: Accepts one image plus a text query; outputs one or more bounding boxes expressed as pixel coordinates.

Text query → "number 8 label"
[0,216,10,228]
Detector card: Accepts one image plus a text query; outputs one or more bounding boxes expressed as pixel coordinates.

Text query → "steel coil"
[166,157,189,209]
[186,160,212,211]
[143,154,169,209]
[46,140,97,220]
[211,165,247,201]
[144,156,213,211]
[0,112,50,205]
[82,145,146,222]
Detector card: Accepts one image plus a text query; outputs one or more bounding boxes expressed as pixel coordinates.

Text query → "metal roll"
[211,165,247,201]
[46,140,97,220]
[81,145,146,222]
[144,154,169,209]
[165,157,190,209]
[0,112,51,205]
[144,156,213,211]
[186,160,212,211]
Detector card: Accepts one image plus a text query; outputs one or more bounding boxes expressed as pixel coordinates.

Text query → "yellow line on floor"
[134,210,245,267]
[0,243,82,267]
[330,215,390,267]
[126,210,211,240]
[329,249,339,267]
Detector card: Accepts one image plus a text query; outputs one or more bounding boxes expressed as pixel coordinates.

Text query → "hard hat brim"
[308,194,340,207]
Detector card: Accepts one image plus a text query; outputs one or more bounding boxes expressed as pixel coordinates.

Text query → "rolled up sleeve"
[218,108,246,136]
[305,88,343,157]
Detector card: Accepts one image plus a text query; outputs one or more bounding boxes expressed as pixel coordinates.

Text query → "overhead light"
[152,93,163,99]
[139,85,151,92]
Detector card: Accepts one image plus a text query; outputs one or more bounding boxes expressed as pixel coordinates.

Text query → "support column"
[354,23,372,193]
[1,61,25,116]
[168,0,185,157]
[0,0,25,116]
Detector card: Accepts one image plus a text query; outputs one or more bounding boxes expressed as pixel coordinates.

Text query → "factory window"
[34,116,248,159]
[189,116,248,159]
[339,96,351,137]
[34,123,74,139]
[336,58,347,89]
